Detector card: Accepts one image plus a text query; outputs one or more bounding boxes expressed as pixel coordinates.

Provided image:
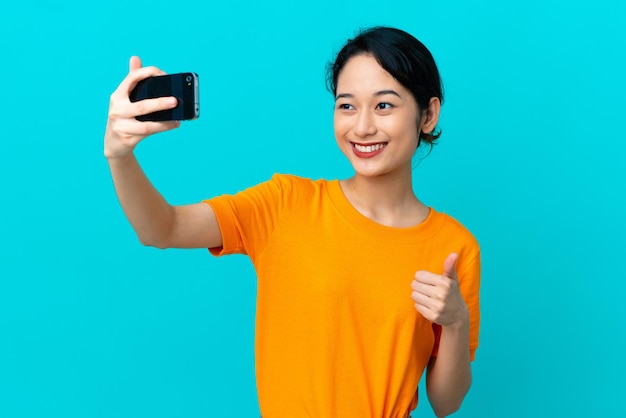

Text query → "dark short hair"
[326,26,444,146]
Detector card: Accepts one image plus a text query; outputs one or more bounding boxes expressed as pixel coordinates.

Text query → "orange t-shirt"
[205,174,480,418]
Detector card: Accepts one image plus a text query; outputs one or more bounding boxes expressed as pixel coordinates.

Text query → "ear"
[420,97,441,135]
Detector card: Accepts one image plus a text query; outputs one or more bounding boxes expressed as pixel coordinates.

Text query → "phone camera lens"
[185,75,192,82]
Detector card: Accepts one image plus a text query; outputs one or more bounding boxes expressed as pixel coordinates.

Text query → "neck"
[340,169,429,228]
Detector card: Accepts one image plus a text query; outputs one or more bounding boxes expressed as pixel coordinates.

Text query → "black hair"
[326,26,444,146]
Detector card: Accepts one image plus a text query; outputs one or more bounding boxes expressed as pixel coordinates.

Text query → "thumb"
[442,252,459,280]
[129,55,142,72]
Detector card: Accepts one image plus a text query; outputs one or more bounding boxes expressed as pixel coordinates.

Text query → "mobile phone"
[129,72,199,121]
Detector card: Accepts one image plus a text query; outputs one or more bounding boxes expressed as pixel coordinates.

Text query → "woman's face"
[333,54,421,179]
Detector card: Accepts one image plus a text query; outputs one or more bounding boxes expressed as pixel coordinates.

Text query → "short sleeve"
[203,174,288,262]
[460,251,481,360]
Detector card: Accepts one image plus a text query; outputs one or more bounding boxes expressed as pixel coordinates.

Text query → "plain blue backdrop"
[1,0,624,416]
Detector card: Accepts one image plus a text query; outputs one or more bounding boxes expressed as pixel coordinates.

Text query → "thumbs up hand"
[411,253,469,328]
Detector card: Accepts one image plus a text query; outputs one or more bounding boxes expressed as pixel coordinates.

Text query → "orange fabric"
[205,174,480,418]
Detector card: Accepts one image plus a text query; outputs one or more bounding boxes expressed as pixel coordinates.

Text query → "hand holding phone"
[105,57,190,160]
[129,73,199,121]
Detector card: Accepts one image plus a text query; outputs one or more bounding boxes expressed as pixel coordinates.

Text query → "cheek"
[401,117,420,140]
[333,115,350,138]
[382,118,420,147]
[381,117,410,137]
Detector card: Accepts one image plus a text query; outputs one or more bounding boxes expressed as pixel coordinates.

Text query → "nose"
[353,110,376,138]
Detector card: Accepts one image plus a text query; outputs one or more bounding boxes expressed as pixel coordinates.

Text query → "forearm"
[107,154,175,247]
[426,321,472,417]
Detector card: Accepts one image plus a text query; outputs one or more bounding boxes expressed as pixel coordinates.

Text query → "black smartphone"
[129,72,199,121]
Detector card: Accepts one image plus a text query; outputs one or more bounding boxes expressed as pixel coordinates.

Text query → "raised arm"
[104,56,222,249]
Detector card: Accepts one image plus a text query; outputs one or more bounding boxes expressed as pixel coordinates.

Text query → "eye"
[376,102,393,110]
[337,103,354,110]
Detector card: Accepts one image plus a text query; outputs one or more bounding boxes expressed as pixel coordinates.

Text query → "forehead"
[336,54,402,92]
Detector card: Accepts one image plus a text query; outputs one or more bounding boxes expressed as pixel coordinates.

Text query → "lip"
[350,141,388,159]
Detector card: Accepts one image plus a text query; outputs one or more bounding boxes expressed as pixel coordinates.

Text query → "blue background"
[1,0,625,416]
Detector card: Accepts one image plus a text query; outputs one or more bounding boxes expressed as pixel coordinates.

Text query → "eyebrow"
[335,90,402,100]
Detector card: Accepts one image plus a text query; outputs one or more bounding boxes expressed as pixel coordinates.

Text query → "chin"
[352,165,391,178]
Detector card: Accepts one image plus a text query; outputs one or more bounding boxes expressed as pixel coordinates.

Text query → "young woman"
[104,26,480,418]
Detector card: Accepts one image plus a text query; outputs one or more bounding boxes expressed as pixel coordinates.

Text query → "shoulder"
[431,210,481,288]
[217,174,331,210]
[267,173,330,196]
[432,210,480,253]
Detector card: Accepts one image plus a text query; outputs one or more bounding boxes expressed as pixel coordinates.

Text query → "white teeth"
[354,143,385,153]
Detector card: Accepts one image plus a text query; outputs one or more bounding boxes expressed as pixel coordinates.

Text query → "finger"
[413,301,436,322]
[411,280,438,298]
[116,118,181,136]
[129,96,178,118]
[129,56,142,72]
[113,96,177,118]
[442,252,459,280]
[116,65,167,97]
[131,120,181,135]
[414,270,443,285]
[411,290,433,307]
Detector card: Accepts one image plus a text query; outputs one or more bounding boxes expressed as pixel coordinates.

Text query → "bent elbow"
[433,402,462,418]
[137,234,170,249]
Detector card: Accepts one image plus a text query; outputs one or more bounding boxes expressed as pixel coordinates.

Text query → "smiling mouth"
[352,142,388,153]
